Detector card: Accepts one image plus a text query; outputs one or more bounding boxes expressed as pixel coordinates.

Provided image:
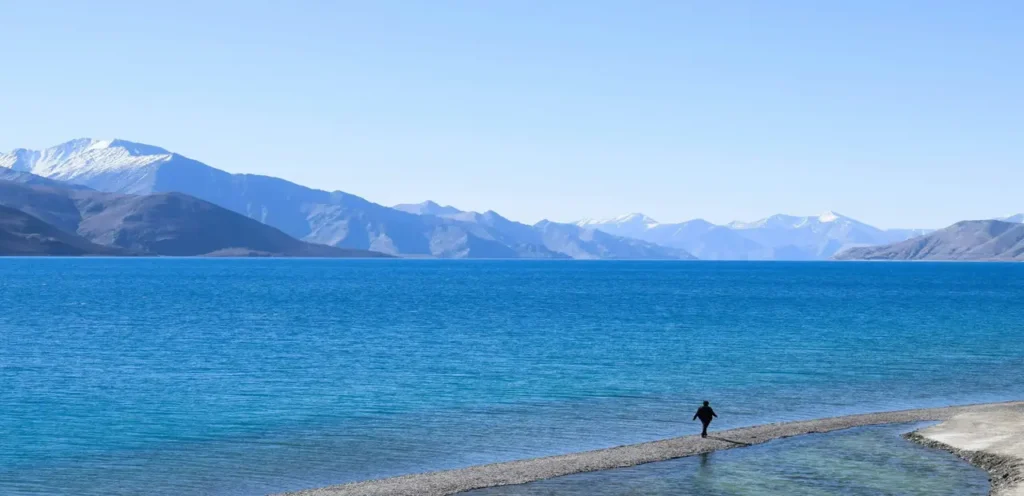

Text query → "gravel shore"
[278,401,1024,496]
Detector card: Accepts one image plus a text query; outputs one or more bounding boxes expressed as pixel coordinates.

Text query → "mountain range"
[576,212,931,260]
[0,176,387,257]
[1,139,693,260]
[393,200,695,259]
[1,138,1017,261]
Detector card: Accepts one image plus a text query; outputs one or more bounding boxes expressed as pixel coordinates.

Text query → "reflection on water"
[466,424,987,496]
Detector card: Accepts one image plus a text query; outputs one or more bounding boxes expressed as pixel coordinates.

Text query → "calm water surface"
[1,260,1022,495]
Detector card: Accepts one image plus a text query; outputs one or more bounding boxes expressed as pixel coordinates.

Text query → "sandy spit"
[907,404,1024,496]
[277,401,1024,496]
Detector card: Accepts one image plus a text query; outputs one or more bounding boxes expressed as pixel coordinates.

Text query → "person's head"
[703,401,710,406]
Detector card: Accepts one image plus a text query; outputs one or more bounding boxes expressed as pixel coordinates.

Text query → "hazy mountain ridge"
[393,200,463,217]
[578,211,932,260]
[578,214,772,260]
[1,140,694,260]
[834,220,1024,261]
[533,220,695,260]
[0,179,386,257]
[392,201,693,259]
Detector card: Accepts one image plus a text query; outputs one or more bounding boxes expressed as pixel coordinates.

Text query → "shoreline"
[906,406,1024,496]
[278,401,1024,496]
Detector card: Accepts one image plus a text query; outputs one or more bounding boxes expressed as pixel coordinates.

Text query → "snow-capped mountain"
[1001,214,1023,223]
[579,216,771,260]
[725,210,902,259]
[0,139,693,260]
[580,211,928,260]
[576,213,660,240]
[0,138,177,194]
[729,211,859,232]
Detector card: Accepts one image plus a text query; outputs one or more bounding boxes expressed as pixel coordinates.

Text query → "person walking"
[693,401,717,438]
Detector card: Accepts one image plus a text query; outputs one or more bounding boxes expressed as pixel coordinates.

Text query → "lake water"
[2,259,1022,495]
[466,423,990,496]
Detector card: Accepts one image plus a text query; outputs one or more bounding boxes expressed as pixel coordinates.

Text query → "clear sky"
[2,1,1022,229]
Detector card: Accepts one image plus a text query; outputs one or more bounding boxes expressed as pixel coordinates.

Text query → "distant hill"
[0,179,388,257]
[1,139,692,259]
[394,201,693,259]
[533,220,695,260]
[580,214,772,260]
[726,211,925,260]
[578,211,928,260]
[393,200,463,217]
[0,205,126,256]
[834,220,1024,261]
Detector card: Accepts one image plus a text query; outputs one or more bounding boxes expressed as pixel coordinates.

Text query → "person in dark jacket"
[693,401,717,438]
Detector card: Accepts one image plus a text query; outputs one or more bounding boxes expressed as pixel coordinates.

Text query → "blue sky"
[2,1,1022,228]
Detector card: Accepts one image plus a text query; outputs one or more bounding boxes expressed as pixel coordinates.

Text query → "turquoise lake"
[2,259,1022,495]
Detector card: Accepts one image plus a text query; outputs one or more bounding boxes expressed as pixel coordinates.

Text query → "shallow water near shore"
[2,259,1023,495]
[465,423,990,496]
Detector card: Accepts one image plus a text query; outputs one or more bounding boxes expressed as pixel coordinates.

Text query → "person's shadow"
[707,435,751,446]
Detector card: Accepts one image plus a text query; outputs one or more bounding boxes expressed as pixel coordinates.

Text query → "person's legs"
[701,421,709,438]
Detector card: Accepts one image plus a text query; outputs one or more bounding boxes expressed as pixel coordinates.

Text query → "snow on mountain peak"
[86,139,170,156]
[1,138,173,181]
[817,210,841,223]
[86,139,115,151]
[612,213,659,227]
[729,211,849,229]
[578,213,659,228]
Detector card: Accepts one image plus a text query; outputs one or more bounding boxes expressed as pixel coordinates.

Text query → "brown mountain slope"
[0,205,126,256]
[834,220,1024,261]
[0,180,389,257]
